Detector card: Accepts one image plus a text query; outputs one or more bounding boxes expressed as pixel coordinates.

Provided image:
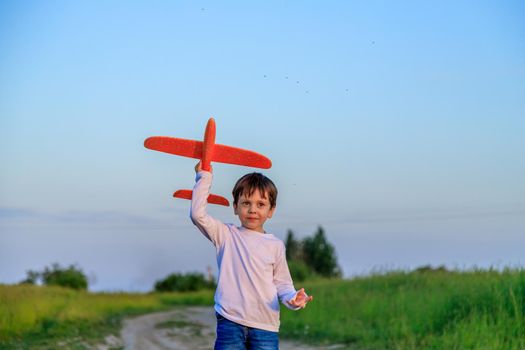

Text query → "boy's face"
[234,189,275,233]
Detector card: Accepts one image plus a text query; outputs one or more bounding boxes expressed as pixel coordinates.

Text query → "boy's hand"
[288,288,313,308]
[195,161,212,173]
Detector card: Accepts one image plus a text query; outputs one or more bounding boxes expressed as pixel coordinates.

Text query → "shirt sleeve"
[190,171,228,247]
[273,242,301,310]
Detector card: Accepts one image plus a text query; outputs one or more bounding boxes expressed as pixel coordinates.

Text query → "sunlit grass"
[0,284,213,347]
[2,268,524,349]
[280,268,525,349]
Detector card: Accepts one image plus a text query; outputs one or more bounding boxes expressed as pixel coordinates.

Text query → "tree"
[20,270,40,285]
[21,263,89,290]
[42,263,88,290]
[284,226,342,280]
[285,229,301,261]
[302,226,342,278]
[154,272,216,292]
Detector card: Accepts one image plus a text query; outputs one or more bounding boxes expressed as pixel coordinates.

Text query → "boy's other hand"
[195,161,212,173]
[288,288,313,308]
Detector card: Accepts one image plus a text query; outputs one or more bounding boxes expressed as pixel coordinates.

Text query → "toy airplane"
[144,118,272,206]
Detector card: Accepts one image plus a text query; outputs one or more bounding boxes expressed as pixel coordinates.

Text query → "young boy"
[190,162,313,349]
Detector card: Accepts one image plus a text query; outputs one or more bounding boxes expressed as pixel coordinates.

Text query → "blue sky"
[1,1,524,291]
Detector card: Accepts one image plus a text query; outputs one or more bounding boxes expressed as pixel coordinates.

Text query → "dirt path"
[118,306,343,350]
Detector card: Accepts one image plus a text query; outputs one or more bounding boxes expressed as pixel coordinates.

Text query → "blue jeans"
[214,312,279,350]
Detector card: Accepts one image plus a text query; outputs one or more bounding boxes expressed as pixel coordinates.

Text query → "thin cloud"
[274,208,525,226]
[0,207,42,219]
[0,206,186,230]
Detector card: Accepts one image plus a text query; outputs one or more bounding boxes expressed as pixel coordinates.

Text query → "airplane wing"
[173,189,230,206]
[144,137,203,159]
[144,137,272,169]
[213,144,272,169]
[211,144,272,169]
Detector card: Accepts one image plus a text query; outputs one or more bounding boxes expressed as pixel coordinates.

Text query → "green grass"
[2,268,524,349]
[280,268,525,349]
[0,284,213,349]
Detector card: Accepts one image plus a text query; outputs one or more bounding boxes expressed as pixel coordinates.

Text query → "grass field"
[1,268,524,349]
[280,268,525,349]
[0,284,214,349]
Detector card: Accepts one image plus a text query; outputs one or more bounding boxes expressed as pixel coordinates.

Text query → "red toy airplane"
[144,118,272,206]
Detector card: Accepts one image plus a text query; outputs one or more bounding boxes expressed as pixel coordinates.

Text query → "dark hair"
[232,173,278,208]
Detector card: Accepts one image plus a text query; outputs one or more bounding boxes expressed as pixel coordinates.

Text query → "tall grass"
[280,268,525,349]
[2,268,524,349]
[0,284,213,347]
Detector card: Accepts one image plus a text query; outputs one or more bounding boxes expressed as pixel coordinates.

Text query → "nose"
[248,206,256,213]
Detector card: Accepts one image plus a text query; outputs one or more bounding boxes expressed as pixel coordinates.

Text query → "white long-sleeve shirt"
[190,171,299,332]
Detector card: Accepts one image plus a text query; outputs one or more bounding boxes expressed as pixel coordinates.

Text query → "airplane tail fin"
[173,189,230,206]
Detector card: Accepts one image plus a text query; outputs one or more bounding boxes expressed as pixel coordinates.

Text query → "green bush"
[288,260,316,282]
[21,263,88,290]
[154,272,215,292]
[42,264,88,290]
[285,226,342,280]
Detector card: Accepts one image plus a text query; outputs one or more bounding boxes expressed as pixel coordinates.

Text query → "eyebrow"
[242,189,268,199]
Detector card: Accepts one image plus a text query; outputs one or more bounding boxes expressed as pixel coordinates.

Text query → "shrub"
[42,264,88,290]
[154,272,215,292]
[20,263,88,290]
[285,226,342,280]
[288,260,316,282]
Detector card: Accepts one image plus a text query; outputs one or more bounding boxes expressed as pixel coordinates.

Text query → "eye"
[257,202,266,208]
[242,201,250,206]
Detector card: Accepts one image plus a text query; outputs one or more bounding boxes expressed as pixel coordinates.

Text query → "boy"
[190,162,313,349]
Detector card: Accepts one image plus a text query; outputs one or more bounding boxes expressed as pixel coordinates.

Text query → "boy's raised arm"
[190,162,226,246]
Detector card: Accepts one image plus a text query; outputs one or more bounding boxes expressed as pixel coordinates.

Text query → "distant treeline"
[154,225,343,292]
[19,226,342,293]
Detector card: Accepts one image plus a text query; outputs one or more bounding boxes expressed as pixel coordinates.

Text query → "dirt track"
[115,306,343,350]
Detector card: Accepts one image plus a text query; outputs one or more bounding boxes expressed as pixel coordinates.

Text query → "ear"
[267,206,276,219]
[233,203,238,215]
